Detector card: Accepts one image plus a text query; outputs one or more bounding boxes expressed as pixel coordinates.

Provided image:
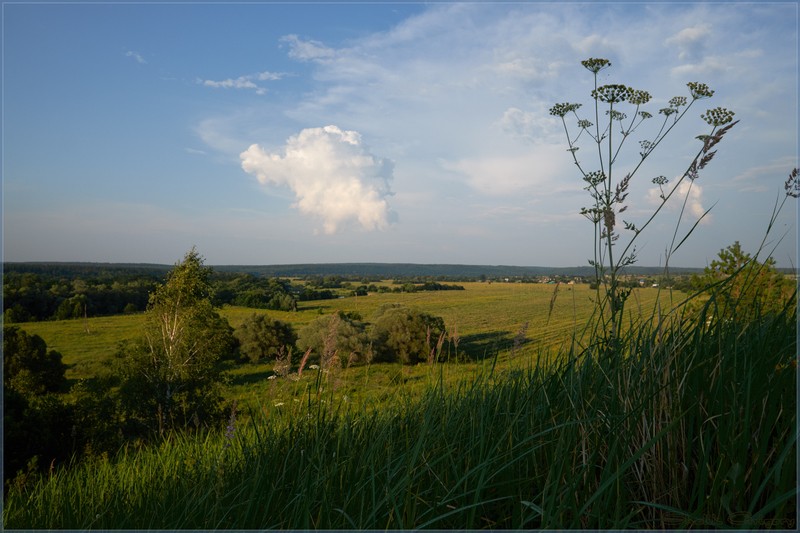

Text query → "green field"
[13,282,685,416]
[16,283,680,377]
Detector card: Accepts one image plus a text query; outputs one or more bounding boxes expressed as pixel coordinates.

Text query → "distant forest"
[4,261,710,279]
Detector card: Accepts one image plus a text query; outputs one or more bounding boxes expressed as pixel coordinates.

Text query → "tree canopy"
[116,248,237,436]
[691,241,796,321]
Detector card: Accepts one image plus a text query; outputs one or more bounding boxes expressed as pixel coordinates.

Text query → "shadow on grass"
[454,331,533,361]
[226,369,276,387]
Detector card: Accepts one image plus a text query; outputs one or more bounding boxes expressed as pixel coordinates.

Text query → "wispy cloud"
[198,70,284,95]
[240,126,396,234]
[665,24,712,61]
[280,34,336,62]
[125,50,147,64]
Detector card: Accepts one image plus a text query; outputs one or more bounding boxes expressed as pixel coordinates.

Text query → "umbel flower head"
[592,84,633,104]
[628,89,651,106]
[549,102,582,117]
[669,96,687,108]
[687,81,714,99]
[606,110,627,121]
[701,107,735,126]
[581,57,611,73]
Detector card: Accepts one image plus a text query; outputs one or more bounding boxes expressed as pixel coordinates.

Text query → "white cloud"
[199,70,284,95]
[647,178,712,224]
[441,144,573,197]
[240,126,396,234]
[665,23,712,61]
[497,107,562,144]
[280,34,336,62]
[125,50,147,64]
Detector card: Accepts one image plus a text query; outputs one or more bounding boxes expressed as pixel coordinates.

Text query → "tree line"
[3,266,468,323]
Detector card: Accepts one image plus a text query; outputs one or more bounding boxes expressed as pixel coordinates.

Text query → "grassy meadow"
[5,281,797,529]
[15,282,679,408]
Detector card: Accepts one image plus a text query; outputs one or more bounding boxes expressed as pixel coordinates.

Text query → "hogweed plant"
[550,57,737,349]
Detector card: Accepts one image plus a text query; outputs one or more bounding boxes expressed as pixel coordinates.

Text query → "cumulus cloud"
[199,70,284,95]
[240,126,395,233]
[647,179,712,224]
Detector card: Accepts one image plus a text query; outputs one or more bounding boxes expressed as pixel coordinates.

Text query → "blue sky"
[3,1,797,268]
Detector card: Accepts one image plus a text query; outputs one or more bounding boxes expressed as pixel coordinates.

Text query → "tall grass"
[5,294,795,529]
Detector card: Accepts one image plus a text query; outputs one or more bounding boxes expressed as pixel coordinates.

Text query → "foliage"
[3,389,75,491]
[368,304,446,364]
[297,311,369,367]
[3,325,68,396]
[212,273,298,310]
[550,57,736,348]
[234,313,297,363]
[690,241,796,321]
[3,326,73,488]
[68,375,125,460]
[115,248,237,437]
[2,269,157,322]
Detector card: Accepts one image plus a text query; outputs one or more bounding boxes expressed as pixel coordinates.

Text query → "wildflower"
[567,147,580,153]
[652,175,668,185]
[659,107,677,116]
[267,375,277,380]
[687,81,714,99]
[549,102,582,117]
[592,84,633,104]
[606,109,627,121]
[309,364,320,370]
[628,89,651,105]
[669,96,688,108]
[583,170,606,187]
[577,119,593,129]
[581,57,611,73]
[701,107,735,127]
[638,111,652,119]
[274,402,284,407]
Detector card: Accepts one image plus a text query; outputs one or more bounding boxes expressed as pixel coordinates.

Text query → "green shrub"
[3,325,68,396]
[297,311,368,367]
[368,304,445,364]
[234,313,297,363]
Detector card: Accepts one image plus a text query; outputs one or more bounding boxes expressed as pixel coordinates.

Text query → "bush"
[3,325,68,396]
[690,241,796,322]
[235,314,297,363]
[297,312,368,367]
[368,304,445,364]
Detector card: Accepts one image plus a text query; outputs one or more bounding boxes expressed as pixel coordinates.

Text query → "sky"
[2,1,798,268]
